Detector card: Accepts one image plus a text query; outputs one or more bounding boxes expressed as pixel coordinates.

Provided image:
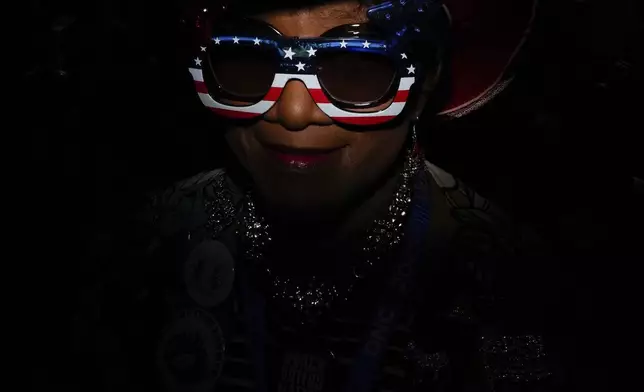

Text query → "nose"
[264,80,333,131]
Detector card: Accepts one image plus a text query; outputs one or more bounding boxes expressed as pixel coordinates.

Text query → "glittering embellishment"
[403,340,449,385]
[449,305,470,319]
[447,303,476,324]
[239,145,422,320]
[480,334,552,383]
[205,174,237,238]
[404,340,449,371]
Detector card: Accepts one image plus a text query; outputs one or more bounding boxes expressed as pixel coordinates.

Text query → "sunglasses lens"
[206,45,277,102]
[317,52,396,106]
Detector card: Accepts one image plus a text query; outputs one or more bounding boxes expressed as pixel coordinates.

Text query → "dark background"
[21,0,641,389]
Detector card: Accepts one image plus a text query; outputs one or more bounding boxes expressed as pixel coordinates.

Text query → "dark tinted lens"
[317,52,396,105]
[207,45,277,100]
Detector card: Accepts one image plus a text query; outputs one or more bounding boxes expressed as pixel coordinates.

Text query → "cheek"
[224,127,252,169]
[342,125,410,173]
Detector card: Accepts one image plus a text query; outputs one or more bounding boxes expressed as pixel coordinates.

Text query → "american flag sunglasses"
[189,20,438,126]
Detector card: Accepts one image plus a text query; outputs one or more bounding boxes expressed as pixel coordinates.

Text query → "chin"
[258,185,346,222]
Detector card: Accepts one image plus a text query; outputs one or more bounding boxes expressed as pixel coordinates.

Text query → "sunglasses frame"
[188,0,447,126]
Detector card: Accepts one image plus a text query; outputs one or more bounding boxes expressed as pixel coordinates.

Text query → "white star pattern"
[340,40,348,48]
[194,58,202,66]
[253,37,261,45]
[362,40,371,48]
[407,64,416,74]
[214,37,221,45]
[200,46,206,52]
[296,62,306,71]
[306,47,317,57]
[283,47,295,60]
[233,36,240,44]
[401,53,408,59]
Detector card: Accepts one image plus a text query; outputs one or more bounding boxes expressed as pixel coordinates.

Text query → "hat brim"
[438,0,538,118]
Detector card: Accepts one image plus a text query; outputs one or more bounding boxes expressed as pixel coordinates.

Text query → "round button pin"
[184,240,235,308]
[156,309,226,392]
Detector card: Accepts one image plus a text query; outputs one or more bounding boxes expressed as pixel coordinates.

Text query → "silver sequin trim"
[481,334,552,383]
[205,174,237,238]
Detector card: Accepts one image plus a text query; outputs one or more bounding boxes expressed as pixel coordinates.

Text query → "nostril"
[266,79,332,130]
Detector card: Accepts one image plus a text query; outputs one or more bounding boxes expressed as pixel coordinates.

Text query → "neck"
[265,154,409,253]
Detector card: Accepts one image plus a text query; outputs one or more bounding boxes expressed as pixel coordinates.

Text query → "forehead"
[252,0,369,37]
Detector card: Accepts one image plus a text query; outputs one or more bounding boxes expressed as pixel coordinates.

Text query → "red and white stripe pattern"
[190,68,415,126]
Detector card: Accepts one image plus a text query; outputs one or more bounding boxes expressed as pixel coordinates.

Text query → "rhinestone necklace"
[238,147,422,320]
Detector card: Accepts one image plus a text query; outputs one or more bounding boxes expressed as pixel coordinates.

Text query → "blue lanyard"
[239,172,431,392]
[345,172,431,392]
[236,260,268,392]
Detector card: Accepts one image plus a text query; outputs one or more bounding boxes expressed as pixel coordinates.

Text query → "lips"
[273,152,331,165]
[261,143,343,171]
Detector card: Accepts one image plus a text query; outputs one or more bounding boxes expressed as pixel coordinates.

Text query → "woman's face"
[224,1,425,218]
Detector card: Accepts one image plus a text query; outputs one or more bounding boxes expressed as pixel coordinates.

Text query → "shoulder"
[423,160,552,308]
[425,161,508,230]
[60,172,233,389]
[421,163,562,387]
[424,160,545,255]
[137,168,234,239]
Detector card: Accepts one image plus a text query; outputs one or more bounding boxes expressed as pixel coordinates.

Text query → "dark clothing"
[57,162,565,391]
